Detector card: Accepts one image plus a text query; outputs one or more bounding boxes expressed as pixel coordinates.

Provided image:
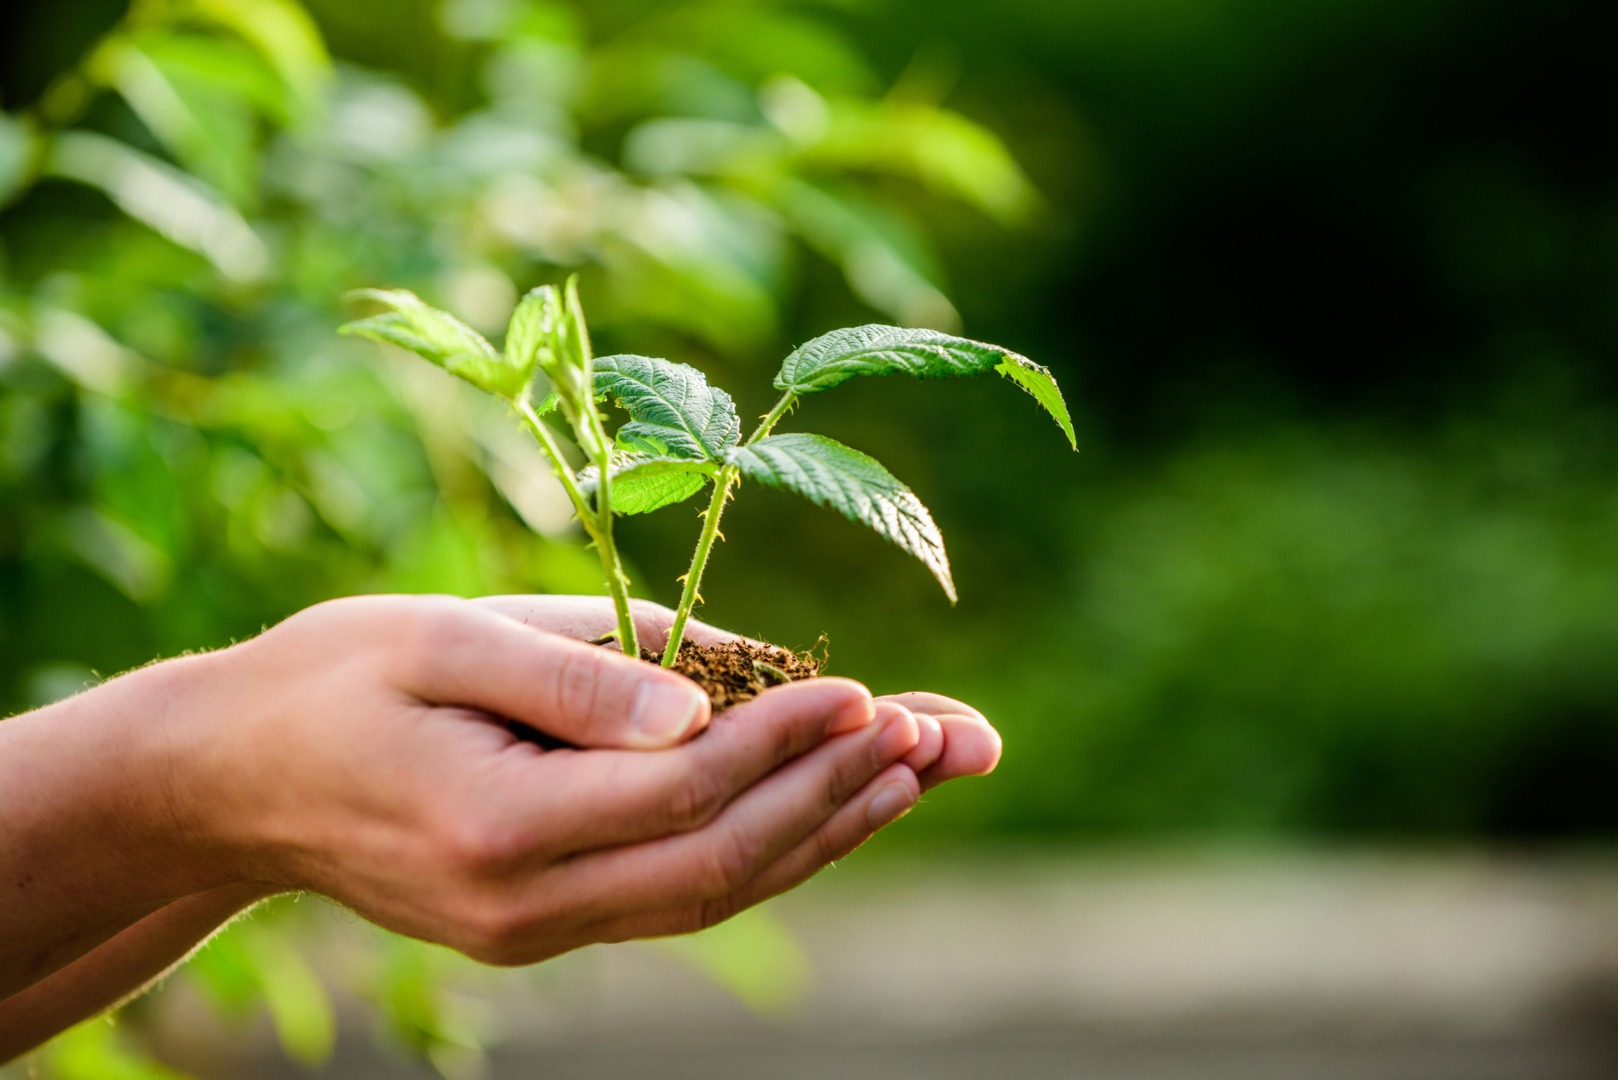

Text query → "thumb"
[399,603,710,748]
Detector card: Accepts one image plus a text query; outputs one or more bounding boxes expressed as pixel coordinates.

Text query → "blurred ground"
[144,850,1618,1080]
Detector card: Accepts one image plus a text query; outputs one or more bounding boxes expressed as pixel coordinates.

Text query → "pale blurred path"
[168,851,1618,1079]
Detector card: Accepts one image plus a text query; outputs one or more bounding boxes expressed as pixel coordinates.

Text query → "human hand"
[157,595,928,962]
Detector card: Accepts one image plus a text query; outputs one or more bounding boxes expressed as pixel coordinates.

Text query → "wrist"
[48,648,252,899]
[126,646,273,896]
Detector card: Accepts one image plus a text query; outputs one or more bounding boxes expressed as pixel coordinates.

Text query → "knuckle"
[437,811,526,879]
[667,769,727,832]
[701,826,768,896]
[552,646,604,728]
[815,747,873,822]
[697,894,743,932]
[392,597,465,670]
[810,819,854,869]
[274,594,406,648]
[822,761,856,819]
[456,895,528,965]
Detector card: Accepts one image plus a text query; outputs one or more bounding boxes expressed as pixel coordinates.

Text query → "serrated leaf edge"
[725,433,956,602]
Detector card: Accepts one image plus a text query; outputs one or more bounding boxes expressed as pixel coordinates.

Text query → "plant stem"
[750,391,799,442]
[515,398,595,528]
[582,407,640,657]
[516,397,639,656]
[661,391,797,666]
[517,399,595,531]
[662,466,734,666]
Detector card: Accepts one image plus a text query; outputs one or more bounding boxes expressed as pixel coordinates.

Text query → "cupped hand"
[169,595,933,964]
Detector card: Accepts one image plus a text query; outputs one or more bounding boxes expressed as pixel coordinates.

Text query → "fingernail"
[867,782,917,829]
[630,679,703,745]
[873,710,917,761]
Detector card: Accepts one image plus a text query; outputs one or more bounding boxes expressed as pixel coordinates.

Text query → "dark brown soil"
[511,636,827,749]
[646,638,825,712]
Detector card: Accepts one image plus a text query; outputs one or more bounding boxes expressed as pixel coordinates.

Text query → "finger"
[904,713,944,774]
[876,691,984,723]
[473,595,739,650]
[585,764,921,943]
[526,679,877,855]
[876,692,1001,790]
[398,601,709,748]
[538,705,921,926]
[918,713,1002,791]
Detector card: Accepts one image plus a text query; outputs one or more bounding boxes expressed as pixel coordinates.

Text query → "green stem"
[750,391,799,443]
[662,466,734,666]
[516,397,639,656]
[515,398,595,528]
[661,391,797,666]
[582,407,640,657]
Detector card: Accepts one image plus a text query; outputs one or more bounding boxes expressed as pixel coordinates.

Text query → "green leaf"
[88,34,277,206]
[341,289,526,399]
[775,179,958,328]
[188,0,333,117]
[239,925,336,1067]
[41,1020,197,1080]
[774,324,1076,449]
[44,130,267,281]
[506,281,597,453]
[594,354,741,461]
[563,275,594,372]
[810,100,1040,225]
[995,356,1076,450]
[659,907,810,1015]
[726,433,955,601]
[579,455,719,515]
[0,113,37,210]
[505,285,561,382]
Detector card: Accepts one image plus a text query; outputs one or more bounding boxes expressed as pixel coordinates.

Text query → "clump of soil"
[510,636,826,749]
[646,638,824,712]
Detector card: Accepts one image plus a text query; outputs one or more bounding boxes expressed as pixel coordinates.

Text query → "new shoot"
[342,281,1076,686]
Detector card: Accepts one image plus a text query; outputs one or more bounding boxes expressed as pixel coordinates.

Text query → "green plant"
[342,280,1075,664]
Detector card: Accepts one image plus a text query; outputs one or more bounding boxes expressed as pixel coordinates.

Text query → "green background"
[3,0,1617,1070]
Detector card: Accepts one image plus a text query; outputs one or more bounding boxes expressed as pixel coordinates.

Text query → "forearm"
[0,883,274,1063]
[0,652,240,999]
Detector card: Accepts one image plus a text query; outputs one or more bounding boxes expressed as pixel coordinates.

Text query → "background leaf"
[186,0,332,115]
[239,927,336,1067]
[806,99,1040,225]
[726,433,954,600]
[0,113,37,210]
[657,907,811,1015]
[594,354,741,460]
[42,131,267,281]
[774,179,959,330]
[774,323,1074,448]
[87,34,275,206]
[38,1021,198,1080]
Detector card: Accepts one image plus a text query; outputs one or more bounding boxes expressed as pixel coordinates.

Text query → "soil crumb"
[646,638,825,712]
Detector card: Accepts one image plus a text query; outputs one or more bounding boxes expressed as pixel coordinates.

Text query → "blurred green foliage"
[5,0,1618,1074]
[0,0,1034,701]
[0,0,1038,1073]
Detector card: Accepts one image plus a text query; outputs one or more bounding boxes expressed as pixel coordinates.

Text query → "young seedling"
[342,280,1075,703]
